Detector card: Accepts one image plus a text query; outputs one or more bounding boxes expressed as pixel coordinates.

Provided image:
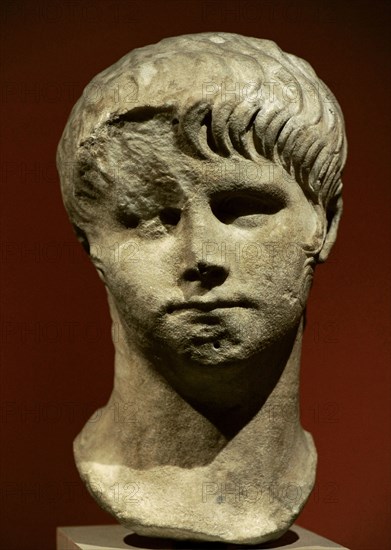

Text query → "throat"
[75,318,305,469]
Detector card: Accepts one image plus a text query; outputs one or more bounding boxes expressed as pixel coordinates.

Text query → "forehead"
[93,117,298,204]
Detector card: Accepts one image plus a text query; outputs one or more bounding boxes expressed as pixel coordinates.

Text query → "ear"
[72,223,90,255]
[317,195,343,263]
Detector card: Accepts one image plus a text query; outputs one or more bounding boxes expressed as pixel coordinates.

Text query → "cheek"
[100,243,175,324]
[239,242,313,320]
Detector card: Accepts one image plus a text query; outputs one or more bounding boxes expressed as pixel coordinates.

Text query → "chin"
[151,311,298,367]
[175,335,262,367]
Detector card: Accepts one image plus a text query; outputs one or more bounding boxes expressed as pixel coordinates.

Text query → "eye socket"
[116,210,140,229]
[211,192,284,225]
[159,207,181,227]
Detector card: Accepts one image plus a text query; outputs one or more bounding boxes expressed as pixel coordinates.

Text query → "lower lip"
[169,305,246,314]
[185,324,227,344]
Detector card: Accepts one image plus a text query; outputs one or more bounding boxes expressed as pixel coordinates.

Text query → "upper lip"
[166,298,254,313]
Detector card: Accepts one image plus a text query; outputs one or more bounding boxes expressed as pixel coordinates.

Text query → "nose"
[179,204,230,292]
[183,261,228,289]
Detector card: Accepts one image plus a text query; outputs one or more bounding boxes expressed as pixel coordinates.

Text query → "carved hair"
[57,33,347,230]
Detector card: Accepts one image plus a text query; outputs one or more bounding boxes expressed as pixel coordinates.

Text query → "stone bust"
[57,32,347,544]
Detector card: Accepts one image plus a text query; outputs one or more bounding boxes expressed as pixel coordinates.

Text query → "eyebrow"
[205,178,291,204]
[114,171,187,211]
[200,157,294,186]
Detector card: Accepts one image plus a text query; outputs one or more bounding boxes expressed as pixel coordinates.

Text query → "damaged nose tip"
[182,263,229,288]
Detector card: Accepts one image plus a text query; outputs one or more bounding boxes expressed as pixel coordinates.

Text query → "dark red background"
[1,1,390,549]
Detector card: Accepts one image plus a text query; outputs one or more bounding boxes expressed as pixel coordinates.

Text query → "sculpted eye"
[159,207,181,227]
[211,192,284,225]
[116,210,140,229]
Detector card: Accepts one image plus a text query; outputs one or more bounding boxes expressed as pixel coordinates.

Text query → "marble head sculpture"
[57,33,347,543]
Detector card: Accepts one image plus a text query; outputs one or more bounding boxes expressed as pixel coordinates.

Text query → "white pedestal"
[57,524,349,549]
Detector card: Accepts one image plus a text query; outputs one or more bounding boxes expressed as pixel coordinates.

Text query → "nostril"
[202,265,227,282]
[198,264,209,276]
[159,207,181,226]
[182,263,229,287]
[210,266,225,278]
[183,268,199,282]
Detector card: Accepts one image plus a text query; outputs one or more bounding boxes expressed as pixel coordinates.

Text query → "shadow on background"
[124,529,299,549]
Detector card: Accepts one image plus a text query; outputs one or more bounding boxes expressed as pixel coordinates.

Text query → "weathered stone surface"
[57,32,347,544]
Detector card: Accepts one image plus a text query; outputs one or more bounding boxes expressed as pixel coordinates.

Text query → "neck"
[74,306,317,543]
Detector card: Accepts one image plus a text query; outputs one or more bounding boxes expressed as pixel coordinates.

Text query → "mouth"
[166,298,254,314]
